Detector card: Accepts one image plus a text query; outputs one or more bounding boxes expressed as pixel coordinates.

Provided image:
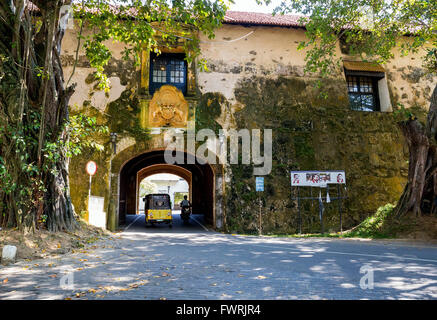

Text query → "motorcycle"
[180,205,191,223]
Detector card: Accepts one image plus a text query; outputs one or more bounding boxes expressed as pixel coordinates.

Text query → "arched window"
[149,52,187,95]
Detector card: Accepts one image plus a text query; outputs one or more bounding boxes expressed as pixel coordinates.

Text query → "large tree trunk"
[0,0,77,231]
[395,84,437,217]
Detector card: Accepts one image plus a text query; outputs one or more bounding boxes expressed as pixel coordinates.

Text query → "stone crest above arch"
[149,85,189,127]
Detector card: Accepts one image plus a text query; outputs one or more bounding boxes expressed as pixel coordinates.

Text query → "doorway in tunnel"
[137,168,191,213]
[118,150,216,227]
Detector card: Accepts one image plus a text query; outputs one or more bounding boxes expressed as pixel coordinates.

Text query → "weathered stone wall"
[193,24,435,234]
[62,22,436,232]
[198,24,435,110]
[232,77,408,233]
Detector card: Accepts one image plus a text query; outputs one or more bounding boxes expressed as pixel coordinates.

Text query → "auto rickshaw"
[143,193,172,228]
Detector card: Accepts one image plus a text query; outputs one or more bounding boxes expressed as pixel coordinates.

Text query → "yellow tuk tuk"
[143,194,172,228]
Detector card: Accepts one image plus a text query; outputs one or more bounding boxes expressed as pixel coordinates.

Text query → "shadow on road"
[2,213,437,299]
[123,211,208,234]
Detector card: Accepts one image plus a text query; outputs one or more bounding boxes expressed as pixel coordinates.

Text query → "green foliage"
[41,115,108,177]
[75,0,228,90]
[423,42,437,73]
[1,0,227,230]
[0,53,44,222]
[293,134,314,159]
[393,103,415,122]
[139,180,157,197]
[66,114,109,157]
[258,203,396,238]
[272,0,437,77]
[174,192,189,204]
[343,203,395,238]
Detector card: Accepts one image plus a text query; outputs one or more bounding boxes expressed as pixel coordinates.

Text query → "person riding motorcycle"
[180,195,190,208]
[180,195,191,222]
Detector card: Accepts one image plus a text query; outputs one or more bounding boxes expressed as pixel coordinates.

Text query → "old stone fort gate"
[63,11,436,233]
[114,148,223,228]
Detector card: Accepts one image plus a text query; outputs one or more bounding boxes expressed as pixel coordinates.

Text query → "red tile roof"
[224,11,306,28]
[28,3,305,28]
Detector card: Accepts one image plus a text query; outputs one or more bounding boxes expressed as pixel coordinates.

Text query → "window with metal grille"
[149,52,187,95]
[347,75,380,111]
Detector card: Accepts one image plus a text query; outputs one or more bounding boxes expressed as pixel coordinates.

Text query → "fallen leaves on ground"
[0,223,111,263]
[72,280,150,298]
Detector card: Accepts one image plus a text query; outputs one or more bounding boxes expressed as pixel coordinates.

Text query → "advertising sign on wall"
[291,171,346,187]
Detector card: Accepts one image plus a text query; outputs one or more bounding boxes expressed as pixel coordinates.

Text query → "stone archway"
[109,147,223,230]
[136,164,192,214]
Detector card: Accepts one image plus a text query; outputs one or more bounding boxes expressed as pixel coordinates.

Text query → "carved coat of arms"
[149,85,188,128]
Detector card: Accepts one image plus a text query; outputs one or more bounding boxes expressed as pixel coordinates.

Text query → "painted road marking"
[247,243,437,264]
[191,215,209,232]
[123,218,437,264]
[124,214,142,231]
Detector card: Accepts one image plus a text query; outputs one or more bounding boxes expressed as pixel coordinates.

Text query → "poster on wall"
[291,171,346,187]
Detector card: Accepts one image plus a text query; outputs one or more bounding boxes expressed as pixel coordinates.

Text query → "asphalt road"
[1,212,437,300]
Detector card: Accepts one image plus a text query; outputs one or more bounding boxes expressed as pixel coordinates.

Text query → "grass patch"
[341,203,395,238]
[236,203,437,240]
[235,203,397,239]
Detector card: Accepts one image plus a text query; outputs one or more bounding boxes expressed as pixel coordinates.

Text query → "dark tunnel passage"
[118,150,215,227]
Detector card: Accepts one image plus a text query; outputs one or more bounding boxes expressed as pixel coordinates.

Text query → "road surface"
[1,212,437,300]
